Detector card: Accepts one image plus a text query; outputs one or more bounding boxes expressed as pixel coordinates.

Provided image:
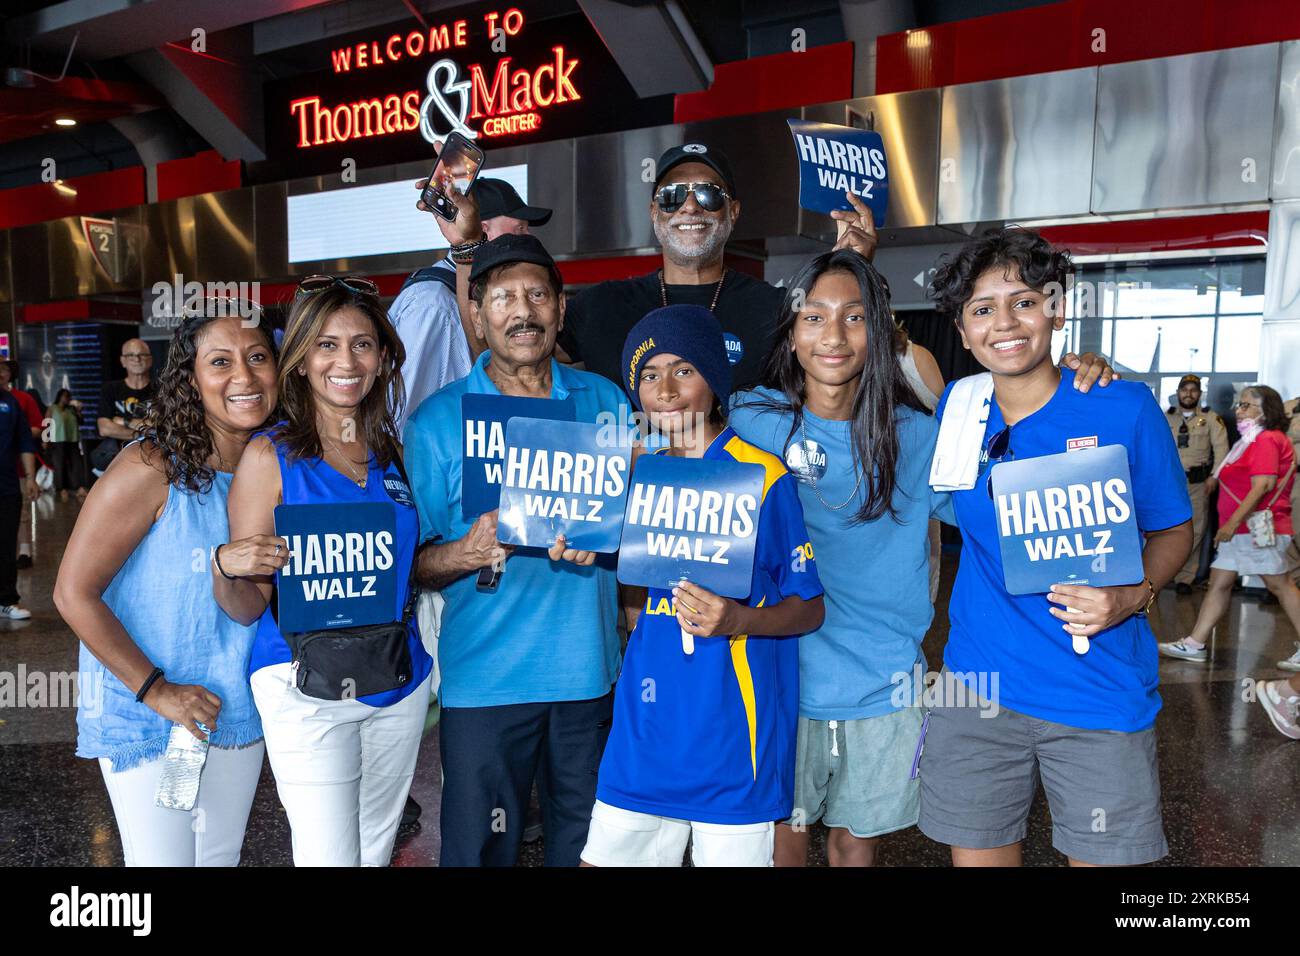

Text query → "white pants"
[250,662,432,867]
[99,742,265,867]
[580,800,775,867]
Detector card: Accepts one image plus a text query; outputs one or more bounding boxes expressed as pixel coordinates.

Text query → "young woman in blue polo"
[917,228,1193,867]
[580,305,825,868]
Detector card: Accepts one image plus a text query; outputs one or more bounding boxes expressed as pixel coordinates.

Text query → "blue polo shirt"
[403,351,627,708]
[939,368,1192,732]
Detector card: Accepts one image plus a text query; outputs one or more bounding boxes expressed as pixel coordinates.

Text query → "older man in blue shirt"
[405,234,628,867]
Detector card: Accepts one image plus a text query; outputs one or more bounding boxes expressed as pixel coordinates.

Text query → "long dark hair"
[144,313,278,493]
[751,250,928,524]
[1246,385,1291,434]
[275,284,406,468]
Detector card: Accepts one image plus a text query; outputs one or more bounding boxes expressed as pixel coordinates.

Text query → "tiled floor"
[1,498,1297,866]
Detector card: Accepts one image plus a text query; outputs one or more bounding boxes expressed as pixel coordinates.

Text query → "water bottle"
[154,723,209,811]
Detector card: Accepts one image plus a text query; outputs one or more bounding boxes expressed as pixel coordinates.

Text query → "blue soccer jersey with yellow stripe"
[596,427,823,824]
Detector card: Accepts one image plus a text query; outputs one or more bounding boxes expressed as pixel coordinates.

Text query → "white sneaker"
[1279,642,1300,673]
[1158,639,1207,662]
[1257,680,1300,740]
[0,605,31,620]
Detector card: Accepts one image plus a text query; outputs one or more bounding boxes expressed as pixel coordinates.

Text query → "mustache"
[505,321,546,337]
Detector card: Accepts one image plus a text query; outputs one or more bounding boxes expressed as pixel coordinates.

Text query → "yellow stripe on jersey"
[729,596,765,780]
[723,435,786,502]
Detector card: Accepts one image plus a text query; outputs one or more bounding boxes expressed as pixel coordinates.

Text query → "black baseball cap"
[475,178,552,226]
[653,144,737,197]
[468,233,558,286]
[1178,374,1203,388]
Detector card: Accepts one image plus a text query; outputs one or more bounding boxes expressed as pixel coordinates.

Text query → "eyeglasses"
[654,182,729,214]
[1235,401,1260,410]
[294,275,379,301]
[176,295,263,321]
[983,426,1015,500]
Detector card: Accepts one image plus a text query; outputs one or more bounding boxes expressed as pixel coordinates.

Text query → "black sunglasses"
[294,275,379,301]
[654,182,729,214]
[983,426,1015,500]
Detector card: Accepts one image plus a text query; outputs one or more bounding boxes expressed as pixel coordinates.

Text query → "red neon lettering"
[510,68,534,112]
[503,8,524,35]
[406,31,424,57]
[330,48,352,73]
[431,24,450,50]
[483,12,499,37]
[532,63,554,107]
[289,97,318,147]
[357,44,368,68]
[352,99,383,137]
[383,94,403,133]
[332,104,352,140]
[553,47,579,103]
[402,91,421,130]
[454,20,468,45]
[481,112,540,137]
[471,58,511,119]
[386,34,402,62]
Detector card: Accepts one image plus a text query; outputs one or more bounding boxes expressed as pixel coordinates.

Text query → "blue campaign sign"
[990,444,1145,595]
[460,393,576,519]
[274,502,398,632]
[787,119,889,226]
[497,418,632,552]
[616,454,765,599]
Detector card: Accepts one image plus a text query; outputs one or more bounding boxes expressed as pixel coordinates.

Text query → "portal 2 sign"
[81,218,124,282]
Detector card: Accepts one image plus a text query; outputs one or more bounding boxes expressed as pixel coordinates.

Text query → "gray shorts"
[787,708,923,839]
[916,694,1167,866]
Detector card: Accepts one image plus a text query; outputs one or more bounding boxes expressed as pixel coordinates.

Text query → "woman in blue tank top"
[55,310,278,866]
[215,276,433,867]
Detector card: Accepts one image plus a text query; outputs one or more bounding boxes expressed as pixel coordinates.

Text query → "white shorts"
[1212,533,1297,576]
[580,800,774,867]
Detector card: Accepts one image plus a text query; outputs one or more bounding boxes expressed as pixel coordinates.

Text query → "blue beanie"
[621,305,732,412]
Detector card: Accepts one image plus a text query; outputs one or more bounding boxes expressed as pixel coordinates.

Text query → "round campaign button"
[722,333,744,366]
[785,439,828,481]
[384,473,415,508]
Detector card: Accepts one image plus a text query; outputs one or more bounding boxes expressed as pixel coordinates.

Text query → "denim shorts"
[916,692,1167,866]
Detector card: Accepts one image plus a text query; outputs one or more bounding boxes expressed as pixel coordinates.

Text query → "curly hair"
[274,283,406,468]
[144,313,277,493]
[929,227,1074,322]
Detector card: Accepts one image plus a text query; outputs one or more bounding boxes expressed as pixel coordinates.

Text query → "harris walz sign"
[263,5,671,175]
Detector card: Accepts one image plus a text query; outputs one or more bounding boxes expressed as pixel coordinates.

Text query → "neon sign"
[290,8,580,149]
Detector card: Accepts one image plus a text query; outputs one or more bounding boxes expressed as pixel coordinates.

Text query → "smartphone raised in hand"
[421,132,485,222]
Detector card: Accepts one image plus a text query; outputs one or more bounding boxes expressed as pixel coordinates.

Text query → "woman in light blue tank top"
[56,311,279,866]
[215,277,433,867]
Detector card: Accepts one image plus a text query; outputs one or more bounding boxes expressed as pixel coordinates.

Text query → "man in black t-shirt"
[93,339,156,474]
[556,143,877,391]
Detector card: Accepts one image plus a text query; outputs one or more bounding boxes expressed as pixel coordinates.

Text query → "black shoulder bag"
[282,455,419,701]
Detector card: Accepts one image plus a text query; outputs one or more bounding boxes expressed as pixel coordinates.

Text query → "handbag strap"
[391,452,421,625]
[1220,458,1296,512]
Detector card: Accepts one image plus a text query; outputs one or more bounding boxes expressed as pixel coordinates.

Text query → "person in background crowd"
[3,361,43,569]
[94,339,157,476]
[45,388,88,500]
[393,177,553,435]
[581,305,824,867]
[1287,394,1300,593]
[217,276,433,867]
[556,144,878,390]
[405,235,624,867]
[1166,374,1228,594]
[920,227,1192,867]
[54,311,276,865]
[0,365,38,620]
[1160,386,1299,667]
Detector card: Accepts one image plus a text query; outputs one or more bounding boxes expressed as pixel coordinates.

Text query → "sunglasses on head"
[178,294,263,321]
[654,182,729,214]
[294,275,379,301]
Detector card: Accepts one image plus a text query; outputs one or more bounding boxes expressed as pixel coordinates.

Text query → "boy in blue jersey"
[919,228,1193,866]
[580,305,825,867]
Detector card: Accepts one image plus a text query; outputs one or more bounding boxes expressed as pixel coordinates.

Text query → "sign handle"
[1072,633,1090,655]
[681,626,695,656]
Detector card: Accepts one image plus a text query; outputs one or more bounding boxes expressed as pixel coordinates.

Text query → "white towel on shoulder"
[929,372,994,492]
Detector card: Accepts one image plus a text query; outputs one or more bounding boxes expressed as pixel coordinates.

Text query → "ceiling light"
[54,117,77,127]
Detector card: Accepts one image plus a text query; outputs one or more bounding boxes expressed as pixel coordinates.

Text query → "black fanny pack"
[1186,463,1212,484]
[280,456,419,701]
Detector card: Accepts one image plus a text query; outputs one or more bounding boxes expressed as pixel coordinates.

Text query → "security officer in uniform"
[1167,374,1228,594]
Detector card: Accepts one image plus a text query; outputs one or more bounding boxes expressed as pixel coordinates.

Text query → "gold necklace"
[660,269,726,311]
[325,437,368,488]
